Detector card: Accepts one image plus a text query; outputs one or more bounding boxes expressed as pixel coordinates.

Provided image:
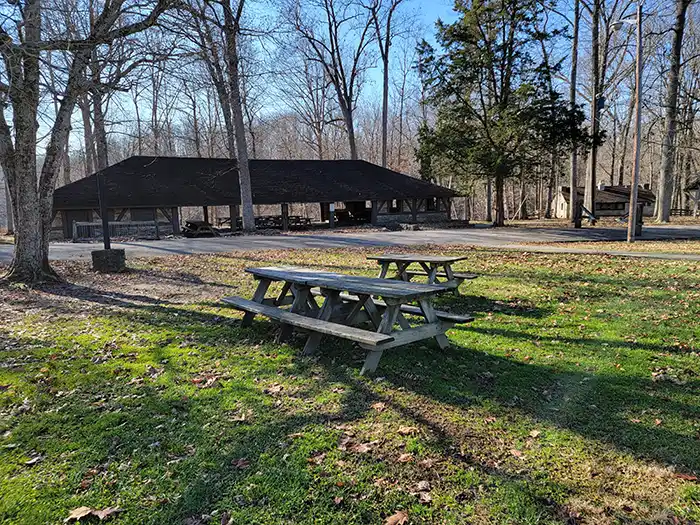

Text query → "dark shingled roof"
[560,185,655,204]
[53,156,457,210]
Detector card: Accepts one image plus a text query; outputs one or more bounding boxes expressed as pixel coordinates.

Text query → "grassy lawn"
[1,247,698,524]
[524,239,700,255]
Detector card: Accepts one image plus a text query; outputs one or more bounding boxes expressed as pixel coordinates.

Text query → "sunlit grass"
[1,247,698,524]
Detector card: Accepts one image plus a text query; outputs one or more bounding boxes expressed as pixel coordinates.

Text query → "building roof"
[560,185,656,204]
[52,156,457,210]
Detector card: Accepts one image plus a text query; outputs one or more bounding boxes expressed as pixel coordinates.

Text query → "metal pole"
[96,171,111,250]
[628,2,643,242]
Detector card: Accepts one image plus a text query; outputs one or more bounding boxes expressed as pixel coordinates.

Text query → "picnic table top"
[246,266,451,301]
[367,253,469,264]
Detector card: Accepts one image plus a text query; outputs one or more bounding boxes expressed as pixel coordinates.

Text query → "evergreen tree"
[417,0,592,226]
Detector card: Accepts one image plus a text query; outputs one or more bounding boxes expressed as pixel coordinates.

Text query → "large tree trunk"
[569,0,580,226]
[584,0,600,218]
[494,169,506,227]
[657,0,692,222]
[223,0,255,231]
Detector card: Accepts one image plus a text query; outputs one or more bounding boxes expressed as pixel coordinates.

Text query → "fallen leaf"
[529,430,541,438]
[397,453,414,463]
[385,510,409,525]
[287,432,304,438]
[264,384,283,394]
[418,492,432,504]
[24,455,42,466]
[510,449,523,458]
[484,417,497,424]
[334,496,343,505]
[675,473,698,482]
[307,453,326,465]
[418,459,434,469]
[66,506,93,521]
[397,426,418,436]
[655,419,663,426]
[371,402,386,412]
[349,443,372,454]
[232,458,250,470]
[93,507,122,520]
[416,480,430,492]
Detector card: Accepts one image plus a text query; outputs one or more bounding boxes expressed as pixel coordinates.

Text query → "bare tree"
[0,0,174,282]
[367,0,407,167]
[657,0,693,222]
[291,0,375,160]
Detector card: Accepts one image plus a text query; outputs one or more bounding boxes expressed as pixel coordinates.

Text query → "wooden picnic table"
[222,266,472,374]
[367,253,477,292]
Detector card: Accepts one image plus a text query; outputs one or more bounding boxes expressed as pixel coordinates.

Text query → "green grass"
[1,247,698,524]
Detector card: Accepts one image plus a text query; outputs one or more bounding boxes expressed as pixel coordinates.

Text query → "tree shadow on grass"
[369,336,700,475]
[0,323,573,525]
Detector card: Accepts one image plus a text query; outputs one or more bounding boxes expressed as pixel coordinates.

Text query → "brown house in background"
[553,185,656,219]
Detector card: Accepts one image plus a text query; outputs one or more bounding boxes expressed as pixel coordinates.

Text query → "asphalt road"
[2,224,700,264]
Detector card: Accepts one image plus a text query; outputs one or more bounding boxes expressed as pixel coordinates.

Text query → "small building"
[686,178,700,216]
[553,185,656,219]
[52,156,457,240]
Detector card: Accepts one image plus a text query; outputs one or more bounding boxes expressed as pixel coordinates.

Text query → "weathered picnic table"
[222,266,473,374]
[367,254,477,292]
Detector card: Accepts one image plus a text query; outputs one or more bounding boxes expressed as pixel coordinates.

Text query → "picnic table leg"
[242,278,271,327]
[443,263,461,296]
[377,262,390,279]
[303,290,341,355]
[418,298,450,349]
[361,303,400,375]
[278,284,311,343]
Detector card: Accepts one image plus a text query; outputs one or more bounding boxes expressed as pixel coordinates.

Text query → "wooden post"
[229,205,239,230]
[171,207,180,234]
[329,203,335,228]
[202,206,209,224]
[411,198,418,223]
[281,203,289,232]
[96,171,111,249]
[371,201,378,225]
[153,208,160,240]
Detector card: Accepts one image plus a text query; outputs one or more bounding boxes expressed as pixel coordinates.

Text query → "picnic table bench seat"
[403,270,478,282]
[222,296,394,347]
[308,289,474,324]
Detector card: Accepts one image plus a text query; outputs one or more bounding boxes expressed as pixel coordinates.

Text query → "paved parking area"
[2,224,700,263]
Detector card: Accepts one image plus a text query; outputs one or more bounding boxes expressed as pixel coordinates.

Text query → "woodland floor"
[0,247,698,524]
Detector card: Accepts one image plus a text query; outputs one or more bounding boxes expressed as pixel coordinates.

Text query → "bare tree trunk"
[494,170,505,227]
[618,84,635,185]
[584,0,600,217]
[222,0,255,231]
[79,95,96,174]
[486,179,493,223]
[569,0,580,226]
[657,0,692,222]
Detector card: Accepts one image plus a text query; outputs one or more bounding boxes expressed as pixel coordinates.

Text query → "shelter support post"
[371,201,378,225]
[411,198,418,223]
[281,203,289,232]
[229,205,239,230]
[202,206,209,224]
[329,203,335,229]
[170,207,180,234]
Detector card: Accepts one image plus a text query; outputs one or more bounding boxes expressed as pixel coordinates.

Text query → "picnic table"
[182,220,219,238]
[222,266,473,374]
[367,254,477,293]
